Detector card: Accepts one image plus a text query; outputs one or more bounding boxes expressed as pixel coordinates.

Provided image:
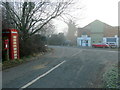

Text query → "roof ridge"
[83,19,113,29]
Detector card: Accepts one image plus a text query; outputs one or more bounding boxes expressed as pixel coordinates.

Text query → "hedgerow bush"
[103,64,120,88]
[20,34,47,57]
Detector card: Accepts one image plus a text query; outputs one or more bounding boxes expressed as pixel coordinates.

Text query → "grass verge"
[103,64,120,88]
[2,48,53,70]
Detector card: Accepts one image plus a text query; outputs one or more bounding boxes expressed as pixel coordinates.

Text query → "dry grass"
[2,48,53,70]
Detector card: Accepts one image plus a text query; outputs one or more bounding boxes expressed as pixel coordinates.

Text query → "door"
[86,40,88,46]
[81,40,86,46]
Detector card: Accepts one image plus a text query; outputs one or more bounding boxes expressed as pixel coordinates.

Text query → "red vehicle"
[92,43,110,48]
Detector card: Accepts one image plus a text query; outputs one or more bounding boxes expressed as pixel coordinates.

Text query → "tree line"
[1,0,78,58]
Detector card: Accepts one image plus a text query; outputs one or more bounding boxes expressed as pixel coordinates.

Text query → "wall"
[90,20,104,44]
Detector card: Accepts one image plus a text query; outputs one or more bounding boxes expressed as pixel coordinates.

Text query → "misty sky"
[3,0,119,34]
[53,0,119,34]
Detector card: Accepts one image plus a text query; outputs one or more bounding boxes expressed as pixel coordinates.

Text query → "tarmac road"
[2,46,118,88]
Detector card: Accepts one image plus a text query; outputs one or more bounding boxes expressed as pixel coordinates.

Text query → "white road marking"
[71,50,82,57]
[20,60,66,89]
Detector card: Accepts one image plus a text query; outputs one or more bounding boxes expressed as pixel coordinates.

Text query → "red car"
[92,43,110,48]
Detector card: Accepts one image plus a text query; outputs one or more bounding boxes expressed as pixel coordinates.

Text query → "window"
[13,45,17,47]
[82,32,87,35]
[13,36,17,38]
[13,39,16,41]
[13,42,17,44]
[106,38,116,42]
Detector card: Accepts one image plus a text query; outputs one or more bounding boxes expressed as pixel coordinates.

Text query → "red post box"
[3,39,9,50]
[2,29,20,60]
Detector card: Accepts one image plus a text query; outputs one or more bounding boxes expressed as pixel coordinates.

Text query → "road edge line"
[71,50,82,57]
[20,60,66,89]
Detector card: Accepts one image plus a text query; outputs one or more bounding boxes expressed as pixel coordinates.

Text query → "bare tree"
[66,19,77,45]
[2,3,15,29]
[2,0,74,41]
[38,21,55,37]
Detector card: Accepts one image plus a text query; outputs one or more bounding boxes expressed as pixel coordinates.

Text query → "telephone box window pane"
[14,57,17,59]
[14,54,17,56]
[14,51,17,53]
[14,48,17,50]
[13,36,17,38]
[13,42,17,44]
[13,39,16,41]
[13,45,17,47]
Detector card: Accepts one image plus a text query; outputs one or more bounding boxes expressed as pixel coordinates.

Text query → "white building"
[103,35,119,47]
[77,35,91,47]
[77,20,119,47]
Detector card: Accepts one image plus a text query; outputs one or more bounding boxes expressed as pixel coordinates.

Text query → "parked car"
[92,43,110,48]
[107,43,117,48]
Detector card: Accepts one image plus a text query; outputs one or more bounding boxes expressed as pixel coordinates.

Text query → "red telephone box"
[2,29,20,60]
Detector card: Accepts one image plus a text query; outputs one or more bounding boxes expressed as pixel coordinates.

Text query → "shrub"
[103,64,120,88]
[20,34,47,57]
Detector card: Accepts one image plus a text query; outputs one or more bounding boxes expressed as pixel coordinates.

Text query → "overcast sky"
[53,0,119,34]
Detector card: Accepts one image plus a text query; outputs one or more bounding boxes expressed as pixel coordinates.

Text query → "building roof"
[77,28,91,37]
[77,20,119,37]
[83,20,112,29]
